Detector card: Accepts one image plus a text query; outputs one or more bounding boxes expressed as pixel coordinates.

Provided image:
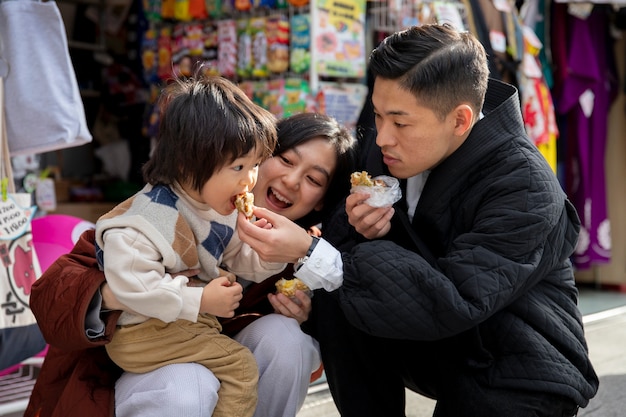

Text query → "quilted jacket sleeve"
[335,178,579,342]
[30,229,120,350]
[338,240,455,340]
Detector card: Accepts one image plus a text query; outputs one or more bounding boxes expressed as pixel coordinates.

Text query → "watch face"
[296,236,320,271]
[295,256,309,271]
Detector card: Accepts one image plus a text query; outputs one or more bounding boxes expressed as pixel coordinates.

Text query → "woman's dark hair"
[368,23,489,119]
[275,112,357,228]
[142,75,277,191]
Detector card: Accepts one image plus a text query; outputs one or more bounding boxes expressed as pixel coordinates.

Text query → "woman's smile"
[266,187,293,210]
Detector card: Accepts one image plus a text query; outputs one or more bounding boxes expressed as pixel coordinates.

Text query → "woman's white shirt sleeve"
[293,238,343,291]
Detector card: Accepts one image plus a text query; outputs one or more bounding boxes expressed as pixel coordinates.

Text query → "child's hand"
[200,277,243,318]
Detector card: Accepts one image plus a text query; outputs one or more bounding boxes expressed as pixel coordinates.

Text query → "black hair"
[368,23,489,119]
[142,75,277,192]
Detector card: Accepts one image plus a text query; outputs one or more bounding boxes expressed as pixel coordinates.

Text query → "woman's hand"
[346,192,395,239]
[237,208,312,264]
[268,290,312,325]
[100,282,129,311]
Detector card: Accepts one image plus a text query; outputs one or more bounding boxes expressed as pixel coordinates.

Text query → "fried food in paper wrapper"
[350,171,402,207]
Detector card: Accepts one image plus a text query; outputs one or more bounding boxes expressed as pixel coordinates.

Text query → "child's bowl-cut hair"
[143,75,278,192]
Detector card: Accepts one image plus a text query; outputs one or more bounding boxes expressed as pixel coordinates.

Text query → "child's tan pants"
[106,314,258,417]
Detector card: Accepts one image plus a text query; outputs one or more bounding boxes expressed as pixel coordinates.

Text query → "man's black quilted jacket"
[323,80,599,406]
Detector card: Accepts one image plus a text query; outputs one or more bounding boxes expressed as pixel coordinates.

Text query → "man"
[310,23,598,416]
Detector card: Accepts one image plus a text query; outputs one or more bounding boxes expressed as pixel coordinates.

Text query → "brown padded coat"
[24,229,290,417]
[25,229,121,417]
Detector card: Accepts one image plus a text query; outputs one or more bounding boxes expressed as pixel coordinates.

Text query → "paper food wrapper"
[350,175,402,207]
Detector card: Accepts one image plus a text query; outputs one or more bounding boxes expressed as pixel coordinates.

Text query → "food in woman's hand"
[350,171,385,187]
[275,277,311,297]
[235,192,254,220]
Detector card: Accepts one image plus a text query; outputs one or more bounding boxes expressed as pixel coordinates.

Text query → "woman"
[25,112,357,417]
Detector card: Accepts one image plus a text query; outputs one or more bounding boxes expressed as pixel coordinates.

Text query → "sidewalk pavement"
[578,307,626,417]
[3,299,623,417]
[298,306,626,417]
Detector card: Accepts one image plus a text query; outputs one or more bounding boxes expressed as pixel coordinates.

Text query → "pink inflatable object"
[0,216,90,375]
[31,214,95,272]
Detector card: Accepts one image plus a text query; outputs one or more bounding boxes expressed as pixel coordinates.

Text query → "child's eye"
[233,165,244,172]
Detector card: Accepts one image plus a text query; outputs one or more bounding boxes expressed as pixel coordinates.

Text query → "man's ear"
[452,104,474,137]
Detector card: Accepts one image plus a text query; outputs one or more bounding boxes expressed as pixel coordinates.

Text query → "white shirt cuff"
[294,238,343,291]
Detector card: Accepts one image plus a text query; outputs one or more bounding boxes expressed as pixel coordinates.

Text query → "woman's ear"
[453,104,475,137]
[314,200,324,212]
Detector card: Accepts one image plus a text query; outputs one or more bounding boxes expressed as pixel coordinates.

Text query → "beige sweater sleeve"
[102,227,203,325]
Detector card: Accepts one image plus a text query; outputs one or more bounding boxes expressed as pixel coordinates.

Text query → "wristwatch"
[295,236,320,271]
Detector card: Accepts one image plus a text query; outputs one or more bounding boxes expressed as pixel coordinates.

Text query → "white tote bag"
[0,0,92,156]
[0,75,46,370]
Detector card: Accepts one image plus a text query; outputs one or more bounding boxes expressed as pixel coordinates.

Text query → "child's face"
[188,150,261,216]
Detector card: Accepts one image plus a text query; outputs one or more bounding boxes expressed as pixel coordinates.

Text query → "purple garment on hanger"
[554,6,617,269]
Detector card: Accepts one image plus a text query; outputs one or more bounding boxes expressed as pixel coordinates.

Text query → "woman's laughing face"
[254,137,337,222]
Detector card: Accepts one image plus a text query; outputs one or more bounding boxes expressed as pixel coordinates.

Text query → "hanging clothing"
[0,0,92,155]
[466,0,520,85]
[552,4,617,269]
[520,0,554,89]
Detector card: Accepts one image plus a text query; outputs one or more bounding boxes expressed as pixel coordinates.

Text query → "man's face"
[371,78,460,179]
